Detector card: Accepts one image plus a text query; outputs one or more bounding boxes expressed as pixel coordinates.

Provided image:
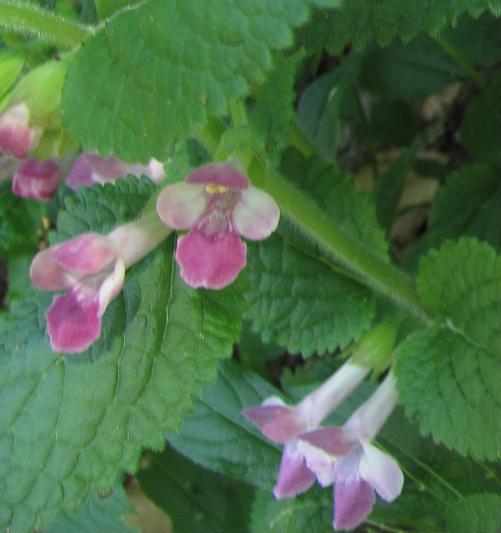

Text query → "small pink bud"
[0,103,39,159]
[12,158,60,200]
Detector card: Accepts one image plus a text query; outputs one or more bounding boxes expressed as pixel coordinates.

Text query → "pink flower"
[297,373,404,531]
[0,103,39,159]
[243,360,370,499]
[30,213,170,353]
[66,153,165,189]
[12,158,60,200]
[156,163,280,289]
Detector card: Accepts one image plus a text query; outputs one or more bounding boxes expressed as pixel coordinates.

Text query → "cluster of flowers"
[1,103,280,353]
[244,362,404,530]
[0,103,164,198]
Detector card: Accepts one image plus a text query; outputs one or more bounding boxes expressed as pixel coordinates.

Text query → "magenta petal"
[53,234,116,274]
[175,229,247,289]
[273,441,316,499]
[243,404,303,443]
[85,154,128,182]
[65,154,94,189]
[333,448,376,530]
[0,104,36,159]
[46,290,102,353]
[12,158,60,200]
[231,186,280,240]
[186,163,249,190]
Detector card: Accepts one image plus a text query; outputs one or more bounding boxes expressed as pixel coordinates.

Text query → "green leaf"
[250,488,333,533]
[411,164,501,258]
[138,445,252,533]
[301,1,501,54]
[395,239,501,459]
[461,75,501,164]
[167,360,281,490]
[296,53,362,162]
[249,51,304,165]
[445,493,501,533]
[0,180,46,260]
[95,0,138,19]
[374,140,419,232]
[245,233,375,356]
[0,49,24,103]
[61,0,312,162]
[360,35,460,99]
[44,485,137,533]
[0,179,244,532]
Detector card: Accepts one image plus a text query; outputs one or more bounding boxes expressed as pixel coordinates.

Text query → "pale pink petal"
[243,403,303,443]
[12,158,60,200]
[127,158,165,183]
[96,258,125,315]
[157,182,207,230]
[30,247,73,291]
[297,428,354,487]
[175,229,246,289]
[231,186,280,240]
[0,103,37,159]
[334,449,376,530]
[52,234,116,274]
[65,154,94,189]
[46,289,102,353]
[273,441,316,499]
[186,163,249,190]
[358,439,404,502]
[298,427,356,456]
[85,154,128,183]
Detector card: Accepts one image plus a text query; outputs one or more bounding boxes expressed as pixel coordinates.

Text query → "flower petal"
[30,247,73,291]
[12,158,60,200]
[333,449,376,530]
[52,234,117,274]
[175,229,246,289]
[97,258,125,315]
[85,154,128,183]
[127,158,166,183]
[273,441,316,499]
[231,186,280,240]
[298,427,355,456]
[186,163,249,190]
[157,182,207,230]
[297,428,355,487]
[65,154,94,189]
[243,403,303,443]
[46,289,102,353]
[358,439,404,502]
[0,103,37,159]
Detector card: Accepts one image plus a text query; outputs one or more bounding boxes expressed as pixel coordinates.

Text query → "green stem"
[0,0,94,48]
[257,163,432,324]
[434,34,492,107]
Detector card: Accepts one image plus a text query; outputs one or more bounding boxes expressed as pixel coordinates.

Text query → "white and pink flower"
[30,213,170,353]
[66,153,165,189]
[156,162,280,289]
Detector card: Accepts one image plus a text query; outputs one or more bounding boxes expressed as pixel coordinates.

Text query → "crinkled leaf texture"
[167,360,281,490]
[62,0,317,162]
[245,155,388,356]
[445,493,501,533]
[44,485,137,533]
[0,178,244,532]
[395,239,501,460]
[250,488,333,533]
[301,0,501,54]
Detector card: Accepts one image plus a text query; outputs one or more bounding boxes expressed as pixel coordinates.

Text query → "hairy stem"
[0,0,94,48]
[257,162,432,324]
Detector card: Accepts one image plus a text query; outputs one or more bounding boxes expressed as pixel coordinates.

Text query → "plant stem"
[257,162,432,324]
[434,34,492,107]
[0,0,94,48]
